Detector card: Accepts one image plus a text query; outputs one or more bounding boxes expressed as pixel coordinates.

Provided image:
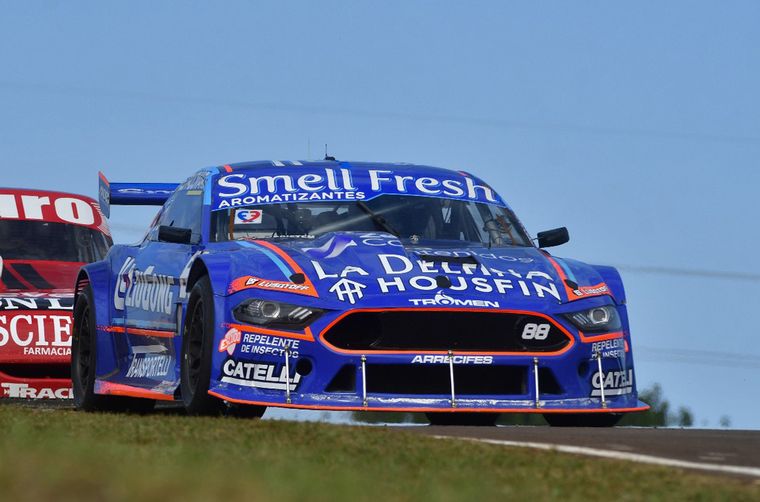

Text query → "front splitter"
[208,389,649,414]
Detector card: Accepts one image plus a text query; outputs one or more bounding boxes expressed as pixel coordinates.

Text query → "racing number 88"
[521,323,550,340]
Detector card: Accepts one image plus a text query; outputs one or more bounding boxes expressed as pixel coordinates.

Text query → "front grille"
[322,310,571,353]
[365,364,526,395]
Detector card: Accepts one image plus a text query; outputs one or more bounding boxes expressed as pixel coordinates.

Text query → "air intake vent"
[322,310,571,353]
[365,364,527,395]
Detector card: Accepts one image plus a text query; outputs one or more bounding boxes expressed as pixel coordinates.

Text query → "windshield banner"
[211,166,507,210]
[0,189,107,232]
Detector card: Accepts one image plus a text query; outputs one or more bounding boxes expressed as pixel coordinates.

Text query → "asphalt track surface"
[409,425,760,479]
[5,400,759,479]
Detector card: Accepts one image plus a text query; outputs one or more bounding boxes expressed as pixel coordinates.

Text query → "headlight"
[233,299,323,330]
[563,305,621,332]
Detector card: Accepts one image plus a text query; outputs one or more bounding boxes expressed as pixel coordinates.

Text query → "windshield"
[0,220,112,262]
[212,195,532,247]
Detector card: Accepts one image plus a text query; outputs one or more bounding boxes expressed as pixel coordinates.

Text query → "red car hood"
[0,259,81,294]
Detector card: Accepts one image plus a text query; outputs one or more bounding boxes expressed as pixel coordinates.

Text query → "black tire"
[181,276,224,415]
[543,413,622,427]
[425,412,500,426]
[72,284,155,413]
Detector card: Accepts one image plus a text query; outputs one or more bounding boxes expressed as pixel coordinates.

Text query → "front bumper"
[0,370,71,399]
[208,303,648,414]
[0,307,73,400]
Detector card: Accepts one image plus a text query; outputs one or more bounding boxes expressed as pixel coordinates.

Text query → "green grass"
[0,405,758,501]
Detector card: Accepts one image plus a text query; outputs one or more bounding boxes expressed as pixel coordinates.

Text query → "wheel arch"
[590,264,626,304]
[74,261,113,326]
[188,252,236,297]
[73,260,120,376]
[186,257,210,294]
[74,269,90,305]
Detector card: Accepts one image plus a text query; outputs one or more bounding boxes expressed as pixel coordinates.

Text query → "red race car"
[0,189,112,399]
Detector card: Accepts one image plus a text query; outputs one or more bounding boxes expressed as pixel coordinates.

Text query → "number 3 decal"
[522,323,550,340]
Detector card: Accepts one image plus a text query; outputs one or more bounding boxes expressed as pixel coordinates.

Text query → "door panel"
[117,186,204,390]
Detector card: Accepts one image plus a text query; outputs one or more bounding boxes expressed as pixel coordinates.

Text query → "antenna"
[324,143,336,161]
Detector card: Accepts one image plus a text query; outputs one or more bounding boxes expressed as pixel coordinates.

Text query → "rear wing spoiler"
[98,171,178,218]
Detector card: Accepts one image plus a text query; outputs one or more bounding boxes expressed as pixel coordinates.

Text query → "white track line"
[434,436,760,478]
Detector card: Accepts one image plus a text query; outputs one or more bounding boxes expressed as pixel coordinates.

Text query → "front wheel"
[180,276,224,415]
[543,413,622,427]
[72,284,154,413]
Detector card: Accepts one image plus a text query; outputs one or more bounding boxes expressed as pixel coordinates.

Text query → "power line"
[1,80,760,146]
[637,346,760,362]
[107,223,760,283]
[615,264,760,282]
[637,354,760,370]
[635,346,760,370]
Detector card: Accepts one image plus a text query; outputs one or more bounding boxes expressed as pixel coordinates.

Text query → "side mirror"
[537,227,569,248]
[158,225,192,244]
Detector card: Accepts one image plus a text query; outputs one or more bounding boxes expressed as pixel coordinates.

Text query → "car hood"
[0,259,79,295]
[219,233,613,309]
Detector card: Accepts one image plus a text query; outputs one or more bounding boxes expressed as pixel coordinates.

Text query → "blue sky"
[1,1,758,427]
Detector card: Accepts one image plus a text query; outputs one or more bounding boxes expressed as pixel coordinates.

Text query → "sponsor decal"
[114,257,175,314]
[572,283,610,298]
[1,383,72,399]
[125,354,172,378]
[0,312,72,357]
[412,355,493,364]
[114,188,175,197]
[328,278,366,304]
[300,232,536,263]
[591,338,625,359]
[239,333,301,359]
[314,253,560,304]
[0,295,73,311]
[591,369,633,397]
[98,180,110,209]
[412,247,535,264]
[0,191,100,228]
[220,359,301,391]
[218,328,242,355]
[545,256,611,302]
[354,234,535,263]
[408,290,500,308]
[304,235,358,259]
[355,233,403,248]
[228,275,317,297]
[212,168,503,210]
[270,234,315,239]
[234,209,263,224]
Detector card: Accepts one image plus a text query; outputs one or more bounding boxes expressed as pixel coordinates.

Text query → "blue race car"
[72,161,648,425]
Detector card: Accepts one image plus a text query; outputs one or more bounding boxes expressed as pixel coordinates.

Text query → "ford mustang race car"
[1,189,112,399]
[73,161,647,425]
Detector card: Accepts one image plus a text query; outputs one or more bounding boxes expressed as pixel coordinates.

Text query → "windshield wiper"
[356,201,400,237]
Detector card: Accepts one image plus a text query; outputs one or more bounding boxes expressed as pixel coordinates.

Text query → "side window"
[154,190,203,244]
